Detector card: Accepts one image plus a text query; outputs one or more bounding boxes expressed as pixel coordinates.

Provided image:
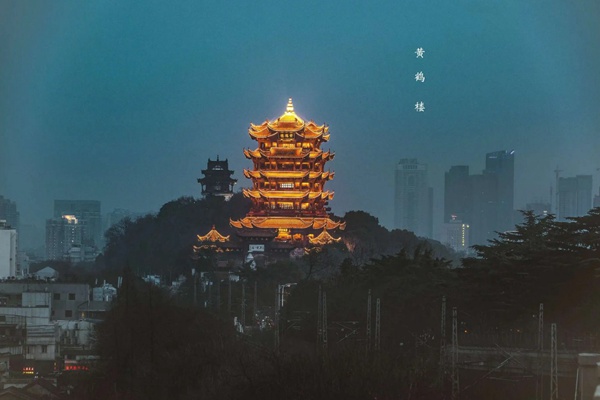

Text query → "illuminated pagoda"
[230,99,345,246]
[198,156,237,201]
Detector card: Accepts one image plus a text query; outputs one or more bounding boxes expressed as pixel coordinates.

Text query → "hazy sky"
[1,0,599,238]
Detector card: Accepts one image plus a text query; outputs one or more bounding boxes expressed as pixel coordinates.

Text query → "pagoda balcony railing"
[249,210,330,218]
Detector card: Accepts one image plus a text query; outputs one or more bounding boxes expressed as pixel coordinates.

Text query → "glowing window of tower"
[280,183,293,189]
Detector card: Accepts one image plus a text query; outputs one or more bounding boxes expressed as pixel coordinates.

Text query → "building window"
[68,293,75,300]
[54,293,60,300]
[41,345,47,354]
[65,310,73,318]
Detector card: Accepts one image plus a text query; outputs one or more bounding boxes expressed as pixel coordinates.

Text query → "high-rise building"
[104,208,145,233]
[558,175,592,220]
[444,166,471,223]
[53,200,102,249]
[469,172,498,245]
[0,196,19,231]
[45,215,84,260]
[394,159,433,238]
[484,150,515,233]
[594,187,600,209]
[441,216,470,253]
[0,220,18,278]
[198,156,237,201]
[525,202,552,217]
[443,150,515,246]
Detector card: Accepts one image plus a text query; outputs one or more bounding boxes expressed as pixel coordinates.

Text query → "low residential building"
[0,283,89,320]
[92,283,117,302]
[34,267,59,281]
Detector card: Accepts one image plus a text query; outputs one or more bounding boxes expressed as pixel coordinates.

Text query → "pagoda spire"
[231,99,345,245]
[286,98,294,113]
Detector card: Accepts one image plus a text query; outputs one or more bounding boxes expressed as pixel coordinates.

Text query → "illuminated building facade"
[45,215,83,260]
[198,156,237,201]
[230,99,344,245]
[54,200,102,248]
[441,216,470,253]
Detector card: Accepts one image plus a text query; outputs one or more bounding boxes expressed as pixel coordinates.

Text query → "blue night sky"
[1,0,599,239]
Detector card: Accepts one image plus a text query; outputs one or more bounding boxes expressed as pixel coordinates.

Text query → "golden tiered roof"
[248,99,330,140]
[196,225,230,242]
[231,99,344,245]
[241,188,334,201]
[230,216,345,230]
[243,169,334,180]
[243,148,334,161]
[193,226,232,253]
[308,229,343,245]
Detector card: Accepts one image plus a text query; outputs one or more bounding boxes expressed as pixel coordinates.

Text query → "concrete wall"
[0,306,51,325]
[22,292,52,308]
[0,229,17,278]
[0,283,89,320]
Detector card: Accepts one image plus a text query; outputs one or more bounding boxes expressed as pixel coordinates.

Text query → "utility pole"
[275,285,281,351]
[374,298,381,352]
[366,289,372,355]
[322,291,328,350]
[207,278,212,309]
[192,268,197,306]
[227,273,232,315]
[216,277,221,312]
[550,323,558,400]
[253,281,258,326]
[241,282,246,328]
[536,303,544,400]
[317,285,322,347]
[451,307,459,400]
[440,296,447,381]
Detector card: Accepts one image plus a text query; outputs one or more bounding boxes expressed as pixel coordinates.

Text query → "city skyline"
[3,150,599,250]
[1,0,599,238]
